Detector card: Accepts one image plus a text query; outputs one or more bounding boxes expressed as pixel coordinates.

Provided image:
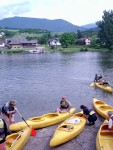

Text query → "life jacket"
[0,119,7,144]
[1,105,6,114]
[2,104,14,115]
[60,101,69,109]
[89,109,95,116]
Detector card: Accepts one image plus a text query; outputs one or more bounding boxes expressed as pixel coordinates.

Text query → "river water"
[0,51,113,121]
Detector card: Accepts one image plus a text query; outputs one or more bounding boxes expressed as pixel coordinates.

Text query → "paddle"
[90,82,95,87]
[107,81,113,88]
[16,109,37,137]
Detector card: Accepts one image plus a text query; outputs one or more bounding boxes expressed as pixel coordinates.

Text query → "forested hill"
[0,16,86,32]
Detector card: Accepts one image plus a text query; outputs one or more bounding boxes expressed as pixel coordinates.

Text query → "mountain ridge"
[0,16,96,32]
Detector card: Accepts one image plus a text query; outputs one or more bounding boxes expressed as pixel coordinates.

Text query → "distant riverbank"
[0,45,109,54]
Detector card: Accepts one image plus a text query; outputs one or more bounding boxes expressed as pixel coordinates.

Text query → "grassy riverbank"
[45,45,108,53]
[0,48,30,54]
[0,45,108,54]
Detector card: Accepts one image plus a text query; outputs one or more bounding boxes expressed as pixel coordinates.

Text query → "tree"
[60,32,76,48]
[90,38,100,49]
[77,30,82,39]
[96,10,113,50]
[3,30,16,38]
[38,36,47,45]
[38,32,52,45]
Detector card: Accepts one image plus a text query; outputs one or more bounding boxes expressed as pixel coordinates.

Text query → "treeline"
[19,28,48,34]
[0,27,98,47]
[60,9,113,50]
[0,28,50,38]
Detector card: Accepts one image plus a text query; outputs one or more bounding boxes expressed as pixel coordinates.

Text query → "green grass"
[15,32,43,38]
[0,48,29,54]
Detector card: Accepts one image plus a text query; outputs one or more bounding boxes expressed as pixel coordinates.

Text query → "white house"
[0,39,5,47]
[80,37,91,45]
[48,38,61,46]
[0,32,5,38]
[85,38,91,45]
[0,34,3,38]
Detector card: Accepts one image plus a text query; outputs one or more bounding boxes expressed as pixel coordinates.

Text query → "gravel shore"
[24,114,104,150]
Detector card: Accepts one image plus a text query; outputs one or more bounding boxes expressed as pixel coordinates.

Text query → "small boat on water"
[6,127,31,150]
[9,108,75,131]
[95,82,113,93]
[50,112,86,147]
[93,98,113,120]
[29,47,45,54]
[96,122,113,150]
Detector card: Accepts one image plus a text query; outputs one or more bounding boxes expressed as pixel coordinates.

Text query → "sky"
[0,0,113,26]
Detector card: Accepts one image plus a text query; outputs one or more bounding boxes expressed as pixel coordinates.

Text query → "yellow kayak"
[95,82,113,93]
[50,112,86,147]
[9,108,75,131]
[96,122,113,150]
[93,98,113,120]
[6,127,31,150]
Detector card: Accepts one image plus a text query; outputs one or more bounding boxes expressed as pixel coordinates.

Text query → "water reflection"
[97,51,113,82]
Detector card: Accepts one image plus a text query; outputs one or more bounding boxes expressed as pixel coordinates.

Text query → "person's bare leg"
[9,114,15,123]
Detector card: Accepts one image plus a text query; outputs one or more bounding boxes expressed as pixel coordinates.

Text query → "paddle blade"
[31,128,37,137]
[90,82,94,87]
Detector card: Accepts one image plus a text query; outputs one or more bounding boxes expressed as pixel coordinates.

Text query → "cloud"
[0,0,113,25]
[0,1,31,19]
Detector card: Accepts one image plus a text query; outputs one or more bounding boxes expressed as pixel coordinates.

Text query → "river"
[0,51,113,121]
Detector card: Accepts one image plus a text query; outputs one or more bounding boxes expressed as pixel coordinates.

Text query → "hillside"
[0,16,86,32]
[81,23,97,29]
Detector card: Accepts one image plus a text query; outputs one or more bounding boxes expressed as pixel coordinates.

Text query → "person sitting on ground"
[57,96,72,113]
[107,111,113,130]
[80,105,97,125]
[0,118,7,150]
[94,74,102,82]
[1,100,17,132]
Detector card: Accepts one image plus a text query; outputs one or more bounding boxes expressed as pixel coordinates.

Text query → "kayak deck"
[50,112,86,147]
[6,127,31,150]
[93,98,113,120]
[96,124,113,150]
[9,108,76,131]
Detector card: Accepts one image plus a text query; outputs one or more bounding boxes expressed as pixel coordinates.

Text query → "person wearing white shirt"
[108,111,113,129]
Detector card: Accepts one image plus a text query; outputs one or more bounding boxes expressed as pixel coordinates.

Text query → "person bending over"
[1,100,17,132]
[80,105,97,125]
